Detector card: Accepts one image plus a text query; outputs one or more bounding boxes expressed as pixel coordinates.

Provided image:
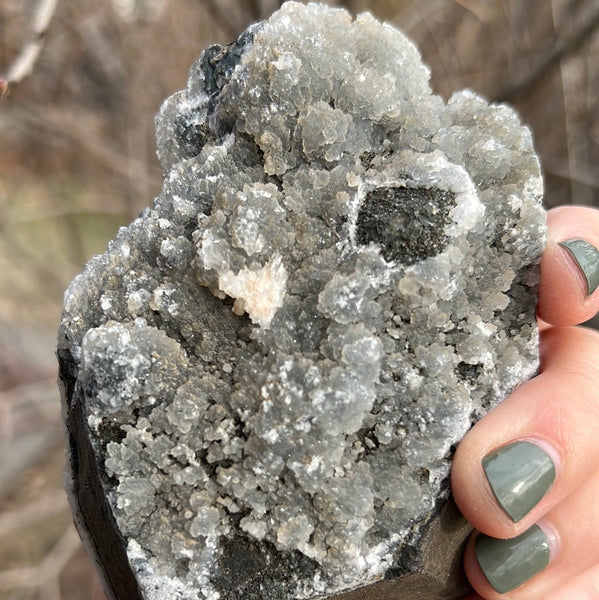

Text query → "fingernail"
[482,440,556,522]
[475,525,550,593]
[559,239,599,297]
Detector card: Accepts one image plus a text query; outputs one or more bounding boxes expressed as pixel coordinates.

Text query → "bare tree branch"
[200,0,249,37]
[1,0,60,94]
[255,0,285,20]
[496,0,599,102]
[409,0,462,93]
[3,104,161,202]
[545,159,599,190]
[0,491,67,536]
[200,0,285,39]
[450,0,489,22]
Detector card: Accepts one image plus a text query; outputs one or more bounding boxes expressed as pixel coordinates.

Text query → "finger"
[463,467,599,599]
[538,205,599,326]
[451,325,599,539]
[544,561,599,600]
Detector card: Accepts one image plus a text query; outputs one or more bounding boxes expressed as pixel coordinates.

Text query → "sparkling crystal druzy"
[58,3,546,599]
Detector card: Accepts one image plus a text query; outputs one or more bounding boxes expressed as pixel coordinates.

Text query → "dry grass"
[0,1,597,598]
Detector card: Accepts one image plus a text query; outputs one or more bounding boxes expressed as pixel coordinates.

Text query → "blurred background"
[0,0,597,598]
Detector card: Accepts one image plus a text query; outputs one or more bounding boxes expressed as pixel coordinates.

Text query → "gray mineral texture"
[58,3,546,599]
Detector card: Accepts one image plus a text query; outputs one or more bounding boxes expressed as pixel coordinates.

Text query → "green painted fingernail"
[482,441,555,522]
[559,239,599,296]
[475,525,550,593]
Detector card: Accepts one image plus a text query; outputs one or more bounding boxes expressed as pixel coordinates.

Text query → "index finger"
[537,206,599,326]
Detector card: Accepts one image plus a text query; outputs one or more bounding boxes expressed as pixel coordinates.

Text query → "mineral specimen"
[58,3,546,599]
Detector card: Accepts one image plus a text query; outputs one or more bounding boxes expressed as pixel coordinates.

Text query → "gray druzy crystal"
[58,3,546,599]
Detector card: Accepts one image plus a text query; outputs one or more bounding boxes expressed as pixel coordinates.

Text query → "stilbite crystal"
[58,3,545,599]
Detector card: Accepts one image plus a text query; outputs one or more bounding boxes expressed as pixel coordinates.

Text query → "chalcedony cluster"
[59,3,545,599]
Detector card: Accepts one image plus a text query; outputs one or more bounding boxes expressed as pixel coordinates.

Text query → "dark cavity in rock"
[356,186,455,264]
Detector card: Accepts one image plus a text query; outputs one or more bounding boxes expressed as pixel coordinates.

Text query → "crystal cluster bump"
[58,3,545,599]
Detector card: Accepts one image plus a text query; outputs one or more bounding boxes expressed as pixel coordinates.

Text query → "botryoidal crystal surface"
[58,3,546,599]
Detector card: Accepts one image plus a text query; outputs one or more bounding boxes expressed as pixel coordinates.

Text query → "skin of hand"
[454,206,599,600]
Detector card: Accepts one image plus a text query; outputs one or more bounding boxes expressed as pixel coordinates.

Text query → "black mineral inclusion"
[356,186,455,265]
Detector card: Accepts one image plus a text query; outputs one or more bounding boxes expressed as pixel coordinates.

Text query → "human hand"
[453,205,599,599]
